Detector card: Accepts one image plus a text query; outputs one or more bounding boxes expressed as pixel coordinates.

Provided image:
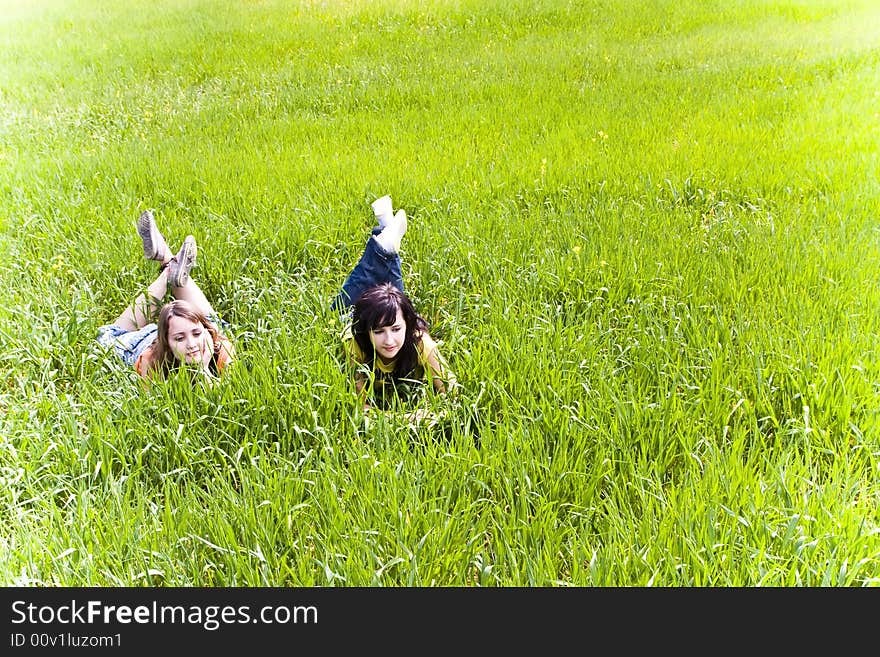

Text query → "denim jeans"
[332,227,404,312]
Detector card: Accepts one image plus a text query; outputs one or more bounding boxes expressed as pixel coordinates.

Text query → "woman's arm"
[218,336,235,363]
[354,369,371,409]
[344,335,372,410]
[420,333,457,394]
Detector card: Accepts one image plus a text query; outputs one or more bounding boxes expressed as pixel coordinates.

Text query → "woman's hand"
[405,407,447,429]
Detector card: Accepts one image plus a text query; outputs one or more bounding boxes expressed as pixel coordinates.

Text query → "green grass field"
[2,0,879,586]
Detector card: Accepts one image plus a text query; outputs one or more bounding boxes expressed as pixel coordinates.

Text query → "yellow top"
[341,325,453,402]
[342,325,437,372]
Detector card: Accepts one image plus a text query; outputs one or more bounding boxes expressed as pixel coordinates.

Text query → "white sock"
[371,195,394,229]
[373,229,398,254]
[373,209,407,254]
[393,208,407,242]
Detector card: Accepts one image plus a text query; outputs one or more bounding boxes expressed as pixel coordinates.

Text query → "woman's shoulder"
[134,344,160,379]
[341,325,366,362]
[415,331,439,356]
[217,335,235,364]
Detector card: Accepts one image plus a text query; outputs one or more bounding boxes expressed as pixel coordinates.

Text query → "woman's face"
[167,315,214,368]
[370,309,405,362]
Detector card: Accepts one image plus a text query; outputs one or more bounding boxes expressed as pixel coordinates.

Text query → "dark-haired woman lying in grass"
[333,195,456,417]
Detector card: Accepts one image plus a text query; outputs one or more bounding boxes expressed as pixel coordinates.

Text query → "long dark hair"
[352,283,428,379]
[144,299,223,378]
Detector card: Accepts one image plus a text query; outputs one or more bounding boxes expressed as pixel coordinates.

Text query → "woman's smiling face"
[167,314,214,368]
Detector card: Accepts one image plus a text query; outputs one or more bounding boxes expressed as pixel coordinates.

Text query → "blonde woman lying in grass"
[96,210,234,382]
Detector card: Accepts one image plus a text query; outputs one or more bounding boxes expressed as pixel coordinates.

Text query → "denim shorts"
[95,323,158,367]
[96,315,229,367]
